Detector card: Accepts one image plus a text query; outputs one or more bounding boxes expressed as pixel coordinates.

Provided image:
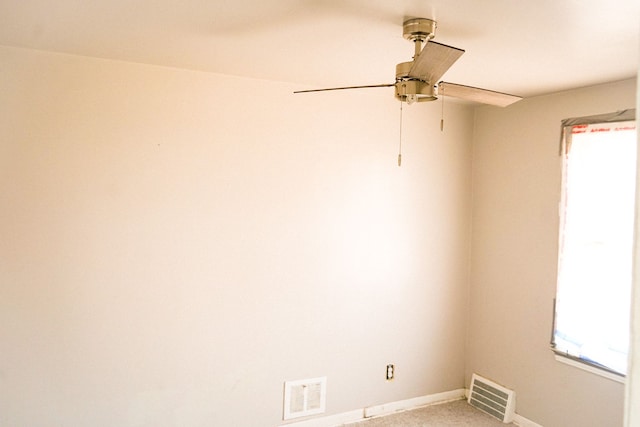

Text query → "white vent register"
[283,377,327,420]
[468,374,515,423]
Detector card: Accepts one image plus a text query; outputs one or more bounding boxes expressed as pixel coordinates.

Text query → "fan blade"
[439,82,522,107]
[408,41,464,84]
[294,83,394,94]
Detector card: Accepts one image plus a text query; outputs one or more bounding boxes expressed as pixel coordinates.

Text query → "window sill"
[554,353,626,384]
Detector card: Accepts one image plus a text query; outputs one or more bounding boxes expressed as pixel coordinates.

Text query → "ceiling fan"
[294,18,522,108]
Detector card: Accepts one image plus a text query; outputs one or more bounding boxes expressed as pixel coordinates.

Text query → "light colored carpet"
[345,399,515,426]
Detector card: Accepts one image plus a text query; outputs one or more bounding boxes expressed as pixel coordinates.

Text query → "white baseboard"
[513,414,544,427]
[277,389,465,427]
[363,389,466,418]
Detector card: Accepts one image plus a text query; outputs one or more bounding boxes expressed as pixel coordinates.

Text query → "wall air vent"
[283,376,327,420]
[468,373,516,423]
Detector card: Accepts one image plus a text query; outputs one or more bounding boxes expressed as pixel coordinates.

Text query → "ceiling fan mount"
[294,18,522,108]
[402,18,437,43]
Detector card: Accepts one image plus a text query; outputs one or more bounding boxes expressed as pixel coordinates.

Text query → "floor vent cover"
[468,374,516,423]
[283,376,327,420]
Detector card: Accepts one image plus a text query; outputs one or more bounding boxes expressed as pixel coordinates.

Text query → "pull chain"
[398,101,403,167]
[440,84,445,132]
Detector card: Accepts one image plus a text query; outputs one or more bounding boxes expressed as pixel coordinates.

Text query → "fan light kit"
[294,18,522,107]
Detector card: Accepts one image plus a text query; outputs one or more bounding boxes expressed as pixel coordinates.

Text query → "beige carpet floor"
[345,399,515,426]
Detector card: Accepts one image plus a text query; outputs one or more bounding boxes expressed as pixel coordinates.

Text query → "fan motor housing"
[395,61,413,79]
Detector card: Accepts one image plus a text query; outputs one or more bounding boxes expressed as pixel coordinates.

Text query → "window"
[553,110,636,376]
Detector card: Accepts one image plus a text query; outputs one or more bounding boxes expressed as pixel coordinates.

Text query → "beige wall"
[624,40,640,427]
[468,78,637,427]
[0,46,473,426]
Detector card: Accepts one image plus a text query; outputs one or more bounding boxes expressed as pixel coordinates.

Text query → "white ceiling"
[0,0,638,98]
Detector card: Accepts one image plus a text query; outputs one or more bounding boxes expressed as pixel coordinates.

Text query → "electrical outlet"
[386,364,394,380]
